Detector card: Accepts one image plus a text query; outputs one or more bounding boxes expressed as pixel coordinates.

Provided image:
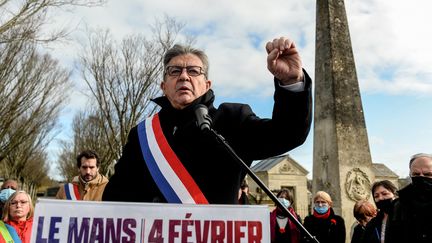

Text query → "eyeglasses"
[10,200,29,206]
[165,66,205,77]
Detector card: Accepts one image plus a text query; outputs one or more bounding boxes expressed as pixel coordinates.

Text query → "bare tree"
[0,0,105,44]
[0,0,106,191]
[0,41,70,161]
[57,110,116,179]
[74,16,191,176]
[4,142,51,198]
[57,140,77,182]
[0,44,70,190]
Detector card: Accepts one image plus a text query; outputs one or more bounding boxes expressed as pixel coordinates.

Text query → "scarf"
[313,208,331,219]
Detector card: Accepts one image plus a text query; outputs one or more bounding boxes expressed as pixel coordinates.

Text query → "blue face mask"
[314,205,329,214]
[0,188,16,203]
[278,198,291,208]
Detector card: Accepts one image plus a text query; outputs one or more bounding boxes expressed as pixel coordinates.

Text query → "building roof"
[372,163,399,178]
[251,154,309,175]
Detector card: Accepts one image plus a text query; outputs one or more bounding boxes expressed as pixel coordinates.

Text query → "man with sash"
[56,150,109,201]
[103,36,312,204]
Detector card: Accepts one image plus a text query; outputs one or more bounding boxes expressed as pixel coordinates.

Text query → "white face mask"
[0,188,16,203]
[278,198,291,208]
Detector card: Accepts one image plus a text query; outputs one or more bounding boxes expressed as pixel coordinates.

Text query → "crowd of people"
[1,36,431,243]
[265,152,432,243]
[1,152,431,243]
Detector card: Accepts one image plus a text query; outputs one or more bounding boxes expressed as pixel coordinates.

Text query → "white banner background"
[31,199,270,243]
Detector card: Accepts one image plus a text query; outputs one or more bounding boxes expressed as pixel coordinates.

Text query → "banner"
[31,199,270,243]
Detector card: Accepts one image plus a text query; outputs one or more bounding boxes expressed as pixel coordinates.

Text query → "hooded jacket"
[103,74,312,204]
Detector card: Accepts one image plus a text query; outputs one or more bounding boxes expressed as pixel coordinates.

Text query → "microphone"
[194,105,212,131]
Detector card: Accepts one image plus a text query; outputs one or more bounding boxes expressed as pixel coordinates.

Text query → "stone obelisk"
[313,0,375,240]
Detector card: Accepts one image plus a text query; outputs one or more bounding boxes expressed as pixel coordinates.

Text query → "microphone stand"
[207,128,320,243]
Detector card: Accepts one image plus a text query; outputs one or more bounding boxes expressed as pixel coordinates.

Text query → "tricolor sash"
[137,113,208,204]
[64,183,81,200]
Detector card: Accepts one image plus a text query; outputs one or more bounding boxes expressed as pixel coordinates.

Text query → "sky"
[45,0,432,179]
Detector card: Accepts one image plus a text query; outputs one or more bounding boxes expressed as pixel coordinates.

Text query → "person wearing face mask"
[385,153,432,243]
[0,179,18,217]
[302,191,345,243]
[270,189,301,243]
[2,191,34,243]
[56,150,108,201]
[0,179,21,243]
[361,180,397,243]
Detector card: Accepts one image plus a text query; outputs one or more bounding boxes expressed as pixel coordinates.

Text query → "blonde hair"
[314,191,333,207]
[2,190,34,221]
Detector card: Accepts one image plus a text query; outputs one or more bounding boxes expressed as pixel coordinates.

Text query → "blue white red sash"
[64,183,81,200]
[137,113,208,204]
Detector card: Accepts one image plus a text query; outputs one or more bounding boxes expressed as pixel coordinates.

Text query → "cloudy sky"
[47,0,432,178]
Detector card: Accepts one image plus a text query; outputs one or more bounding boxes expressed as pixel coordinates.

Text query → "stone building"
[372,163,399,188]
[247,154,310,218]
[247,155,403,221]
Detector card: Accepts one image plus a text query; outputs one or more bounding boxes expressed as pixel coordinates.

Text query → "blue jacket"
[0,221,21,243]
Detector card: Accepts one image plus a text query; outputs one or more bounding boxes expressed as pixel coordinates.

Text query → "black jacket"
[351,223,365,243]
[361,211,385,243]
[103,74,312,204]
[385,184,432,243]
[302,208,346,243]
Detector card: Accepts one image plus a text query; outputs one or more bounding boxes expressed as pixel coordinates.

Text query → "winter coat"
[385,184,432,243]
[103,74,312,204]
[350,223,365,243]
[56,173,109,201]
[302,208,346,243]
[361,211,386,243]
[5,218,33,243]
[270,207,301,243]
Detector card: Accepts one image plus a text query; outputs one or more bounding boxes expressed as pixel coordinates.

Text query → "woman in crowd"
[303,191,345,243]
[362,180,397,243]
[270,189,301,243]
[2,191,34,243]
[351,199,377,243]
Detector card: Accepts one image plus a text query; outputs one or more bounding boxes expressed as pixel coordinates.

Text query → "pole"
[208,129,320,243]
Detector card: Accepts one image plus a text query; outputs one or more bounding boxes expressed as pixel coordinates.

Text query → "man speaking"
[102,36,312,204]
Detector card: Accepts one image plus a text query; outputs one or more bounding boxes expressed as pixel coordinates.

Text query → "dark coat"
[361,211,385,243]
[302,208,346,243]
[350,223,365,243]
[102,74,312,204]
[385,184,432,243]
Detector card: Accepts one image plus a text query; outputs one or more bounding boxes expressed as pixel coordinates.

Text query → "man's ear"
[206,79,212,90]
[160,81,166,94]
